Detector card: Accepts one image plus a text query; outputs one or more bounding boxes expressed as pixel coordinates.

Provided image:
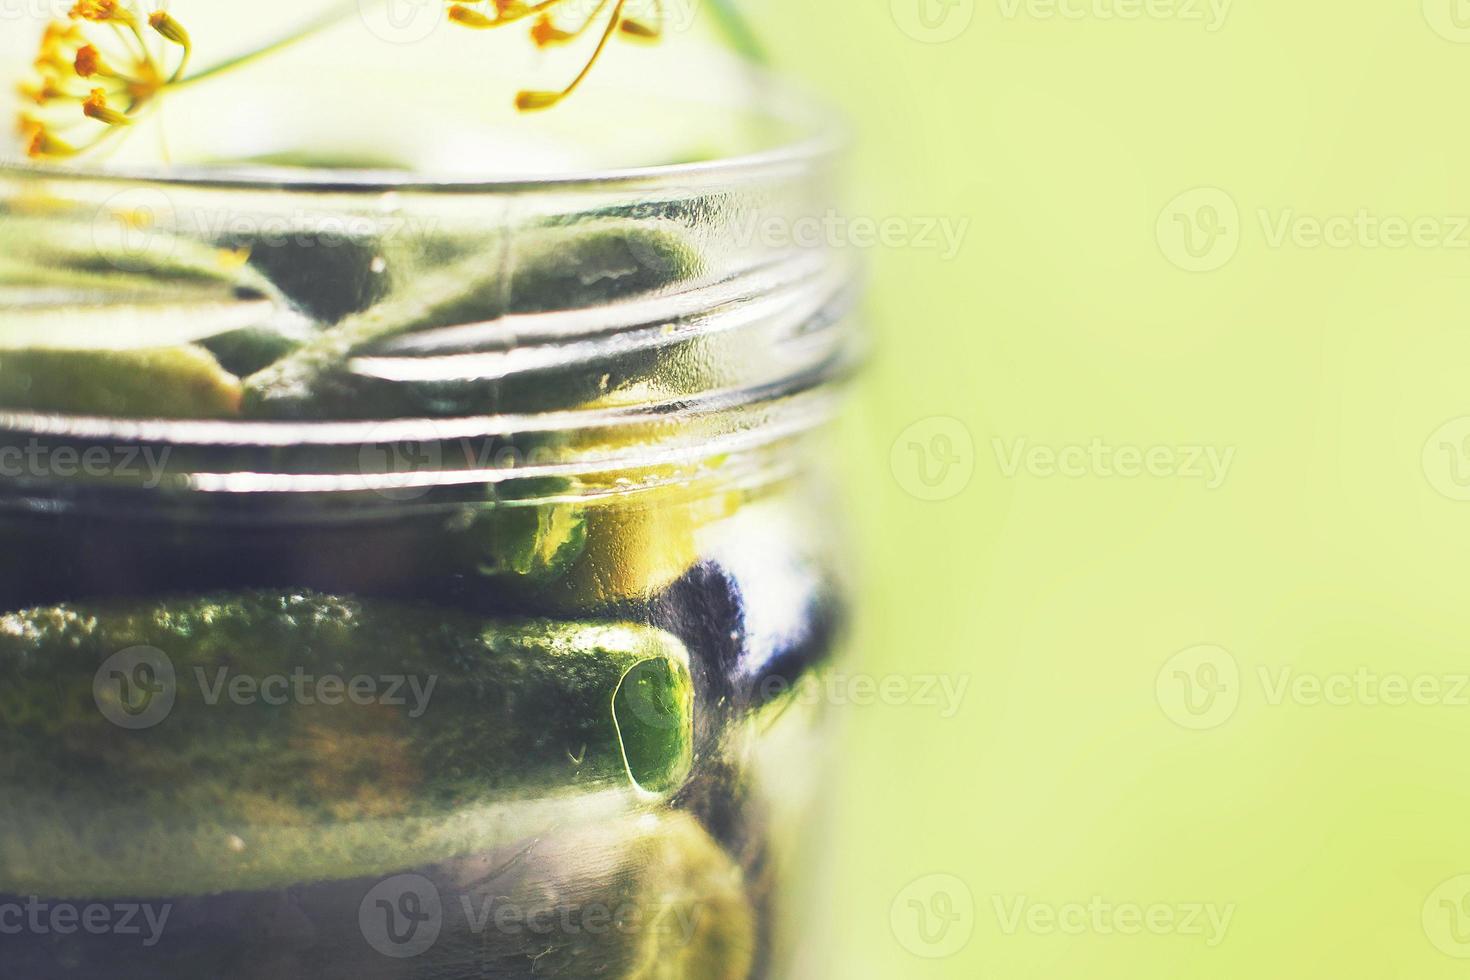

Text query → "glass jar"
[0,86,860,979]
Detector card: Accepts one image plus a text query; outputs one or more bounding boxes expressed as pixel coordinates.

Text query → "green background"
[749,0,1470,977]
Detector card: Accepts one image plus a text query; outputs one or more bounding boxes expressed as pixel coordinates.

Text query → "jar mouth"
[0,69,845,195]
[0,120,844,196]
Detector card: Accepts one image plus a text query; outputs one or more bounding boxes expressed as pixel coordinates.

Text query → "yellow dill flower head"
[14,0,689,161]
[70,0,137,25]
[18,1,192,160]
[447,0,665,111]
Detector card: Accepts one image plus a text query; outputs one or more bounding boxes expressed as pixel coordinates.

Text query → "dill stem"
[171,0,372,92]
[707,0,767,64]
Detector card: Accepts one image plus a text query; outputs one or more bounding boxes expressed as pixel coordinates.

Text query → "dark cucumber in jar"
[0,811,755,980]
[0,345,243,419]
[241,221,700,420]
[0,591,694,897]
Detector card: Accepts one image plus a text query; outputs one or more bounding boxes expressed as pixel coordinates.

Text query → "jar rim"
[0,83,846,195]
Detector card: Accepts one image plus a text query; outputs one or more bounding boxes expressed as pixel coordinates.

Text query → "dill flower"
[12,0,738,160]
[18,1,192,159]
[446,0,664,111]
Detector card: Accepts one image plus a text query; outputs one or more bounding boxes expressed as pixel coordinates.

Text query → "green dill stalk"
[707,0,768,64]
[171,0,366,91]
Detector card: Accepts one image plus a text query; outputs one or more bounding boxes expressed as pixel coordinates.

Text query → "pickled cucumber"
[0,345,243,419]
[445,497,590,587]
[0,812,754,980]
[199,326,306,377]
[242,222,700,420]
[459,811,756,980]
[0,591,695,896]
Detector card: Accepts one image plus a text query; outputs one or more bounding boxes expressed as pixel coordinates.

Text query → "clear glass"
[0,75,859,979]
